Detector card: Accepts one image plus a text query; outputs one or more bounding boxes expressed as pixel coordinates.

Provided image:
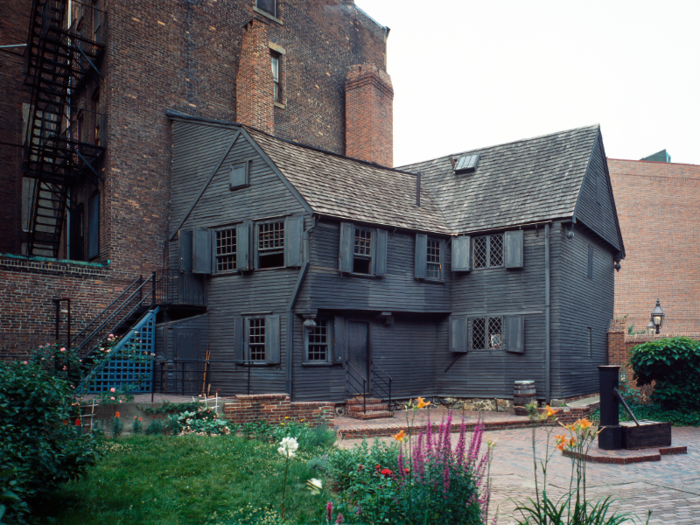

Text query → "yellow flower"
[285,416,290,419]
[416,397,431,409]
[568,437,577,447]
[544,405,556,418]
[392,430,407,442]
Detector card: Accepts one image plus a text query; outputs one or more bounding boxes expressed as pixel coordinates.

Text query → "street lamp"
[646,320,655,336]
[651,299,664,335]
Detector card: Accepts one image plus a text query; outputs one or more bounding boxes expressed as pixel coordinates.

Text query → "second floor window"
[353,228,372,274]
[258,220,284,268]
[215,228,236,272]
[473,233,503,269]
[427,239,441,279]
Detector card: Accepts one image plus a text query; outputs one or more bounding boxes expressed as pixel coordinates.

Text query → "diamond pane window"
[490,234,504,267]
[427,239,441,279]
[472,318,486,350]
[216,228,236,272]
[308,320,328,362]
[249,318,266,361]
[488,317,502,349]
[474,237,487,269]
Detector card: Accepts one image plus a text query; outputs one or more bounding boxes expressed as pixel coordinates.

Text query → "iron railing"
[370,360,393,413]
[345,361,367,414]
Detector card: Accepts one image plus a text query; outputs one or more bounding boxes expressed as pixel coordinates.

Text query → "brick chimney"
[236,18,274,134]
[345,63,394,167]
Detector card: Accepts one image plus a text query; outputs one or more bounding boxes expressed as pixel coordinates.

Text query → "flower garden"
[9,340,700,524]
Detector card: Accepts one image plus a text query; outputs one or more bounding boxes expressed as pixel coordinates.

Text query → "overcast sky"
[355,0,700,167]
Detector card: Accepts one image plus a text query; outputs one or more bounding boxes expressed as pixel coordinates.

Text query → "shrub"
[629,337,700,409]
[145,419,166,435]
[0,361,99,523]
[328,438,400,493]
[168,407,231,436]
[110,413,125,438]
[132,416,144,434]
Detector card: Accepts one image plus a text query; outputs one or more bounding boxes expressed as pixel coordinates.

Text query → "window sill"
[415,277,445,284]
[341,272,380,279]
[253,6,283,24]
[274,102,286,109]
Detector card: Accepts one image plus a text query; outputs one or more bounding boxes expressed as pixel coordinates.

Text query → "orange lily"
[556,441,566,451]
[115,411,120,418]
[577,418,592,430]
[416,397,431,409]
[554,434,567,444]
[392,430,407,442]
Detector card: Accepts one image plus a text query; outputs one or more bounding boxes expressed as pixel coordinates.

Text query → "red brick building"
[608,157,700,331]
[0,0,393,355]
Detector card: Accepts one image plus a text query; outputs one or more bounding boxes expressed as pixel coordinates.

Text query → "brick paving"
[338,425,700,523]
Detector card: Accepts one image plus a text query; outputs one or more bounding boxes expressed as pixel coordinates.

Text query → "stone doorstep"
[346,397,383,406]
[347,403,388,413]
[349,410,394,420]
[563,445,688,465]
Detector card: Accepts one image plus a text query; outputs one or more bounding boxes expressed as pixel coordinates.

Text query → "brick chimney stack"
[345,63,394,167]
[236,18,274,134]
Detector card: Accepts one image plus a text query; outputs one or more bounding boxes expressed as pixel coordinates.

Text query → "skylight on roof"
[454,153,480,173]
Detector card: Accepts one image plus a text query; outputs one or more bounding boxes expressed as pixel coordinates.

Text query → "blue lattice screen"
[88,308,159,394]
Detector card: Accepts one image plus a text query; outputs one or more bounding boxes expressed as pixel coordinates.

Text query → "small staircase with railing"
[344,360,394,420]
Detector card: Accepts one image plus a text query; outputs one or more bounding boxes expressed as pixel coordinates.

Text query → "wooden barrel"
[513,380,536,407]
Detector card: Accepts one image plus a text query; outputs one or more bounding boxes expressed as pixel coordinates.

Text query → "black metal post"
[598,365,622,450]
[151,272,156,307]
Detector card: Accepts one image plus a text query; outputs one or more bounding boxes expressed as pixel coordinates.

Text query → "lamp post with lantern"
[651,299,664,335]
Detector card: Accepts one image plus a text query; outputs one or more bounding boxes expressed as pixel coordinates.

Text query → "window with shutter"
[426,239,441,279]
[374,229,388,277]
[339,223,386,277]
[449,315,468,353]
[506,315,524,354]
[505,230,524,269]
[265,314,281,365]
[249,317,266,361]
[469,316,505,351]
[258,220,285,269]
[338,223,354,273]
[452,236,471,272]
[214,228,236,272]
[236,222,251,271]
[284,216,304,267]
[353,228,372,274]
[179,230,193,273]
[414,233,427,279]
[192,227,212,274]
[473,234,504,269]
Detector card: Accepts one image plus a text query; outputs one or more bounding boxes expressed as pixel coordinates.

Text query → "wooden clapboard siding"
[556,223,614,398]
[574,133,622,253]
[305,220,452,313]
[156,314,209,360]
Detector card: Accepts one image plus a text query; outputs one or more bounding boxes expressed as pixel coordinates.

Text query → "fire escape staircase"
[22,0,105,258]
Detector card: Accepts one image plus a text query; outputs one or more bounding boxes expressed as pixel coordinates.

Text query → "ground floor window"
[470,316,503,350]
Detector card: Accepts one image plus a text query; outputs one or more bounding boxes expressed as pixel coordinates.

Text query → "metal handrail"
[345,362,367,414]
[70,275,142,345]
[76,274,155,354]
[371,360,393,413]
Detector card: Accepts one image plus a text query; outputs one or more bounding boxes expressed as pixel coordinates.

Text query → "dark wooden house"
[166,113,624,403]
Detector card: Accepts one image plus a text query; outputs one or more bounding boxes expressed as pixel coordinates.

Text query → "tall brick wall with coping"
[608,159,700,326]
[345,63,394,167]
[223,393,335,427]
[0,0,388,355]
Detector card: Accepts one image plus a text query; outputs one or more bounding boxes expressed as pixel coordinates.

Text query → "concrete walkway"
[338,426,700,524]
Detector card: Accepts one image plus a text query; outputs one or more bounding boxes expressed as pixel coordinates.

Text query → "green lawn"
[36,435,331,525]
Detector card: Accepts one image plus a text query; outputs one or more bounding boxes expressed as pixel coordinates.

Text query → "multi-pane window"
[249,318,266,361]
[271,53,281,103]
[215,228,236,272]
[427,239,441,279]
[471,316,504,350]
[353,228,372,274]
[257,0,276,17]
[258,221,284,268]
[473,233,504,269]
[307,320,328,362]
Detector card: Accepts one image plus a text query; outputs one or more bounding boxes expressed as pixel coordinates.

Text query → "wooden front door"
[347,322,369,391]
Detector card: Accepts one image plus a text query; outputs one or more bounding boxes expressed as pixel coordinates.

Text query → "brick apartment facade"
[0,0,392,355]
[608,158,700,330]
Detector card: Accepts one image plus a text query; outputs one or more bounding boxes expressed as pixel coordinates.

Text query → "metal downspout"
[545,224,551,403]
[285,218,314,400]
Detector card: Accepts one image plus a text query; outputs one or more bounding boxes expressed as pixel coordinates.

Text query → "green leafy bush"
[0,361,99,523]
[327,438,399,493]
[629,337,700,409]
[167,407,231,436]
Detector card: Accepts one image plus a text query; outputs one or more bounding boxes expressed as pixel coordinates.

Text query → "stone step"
[349,410,394,420]
[347,403,388,413]
[346,397,383,406]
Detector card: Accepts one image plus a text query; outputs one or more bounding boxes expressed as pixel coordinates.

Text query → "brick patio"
[339,425,700,524]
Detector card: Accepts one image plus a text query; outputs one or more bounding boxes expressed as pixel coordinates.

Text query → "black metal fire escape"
[23,0,105,258]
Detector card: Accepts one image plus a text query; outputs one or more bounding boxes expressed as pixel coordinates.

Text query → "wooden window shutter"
[587,245,593,279]
[374,229,388,277]
[192,227,212,274]
[449,315,468,353]
[236,221,252,271]
[87,192,100,259]
[333,316,346,363]
[265,314,281,364]
[338,222,354,273]
[506,315,524,353]
[452,235,471,272]
[505,230,524,269]
[284,216,304,267]
[229,160,250,190]
[179,230,193,273]
[414,233,428,279]
[233,316,244,361]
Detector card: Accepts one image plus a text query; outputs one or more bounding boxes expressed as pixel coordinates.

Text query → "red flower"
[375,464,381,470]
[380,468,393,477]
[62,420,68,425]
[404,467,410,474]
[75,419,81,426]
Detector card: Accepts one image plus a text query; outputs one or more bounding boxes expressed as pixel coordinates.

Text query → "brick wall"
[223,393,335,427]
[608,159,700,327]
[345,63,394,167]
[237,18,275,134]
[0,0,389,354]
